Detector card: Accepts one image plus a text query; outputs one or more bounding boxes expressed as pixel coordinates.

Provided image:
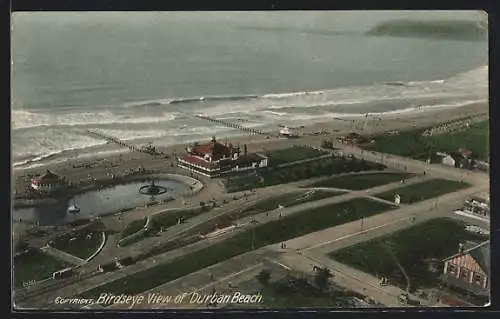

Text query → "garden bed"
[14,249,71,287]
[78,198,394,297]
[306,172,415,190]
[330,218,488,291]
[375,179,470,204]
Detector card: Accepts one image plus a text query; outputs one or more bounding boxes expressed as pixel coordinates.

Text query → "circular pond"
[12,177,192,226]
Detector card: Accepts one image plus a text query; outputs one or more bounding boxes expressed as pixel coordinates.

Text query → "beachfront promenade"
[122,191,476,309]
[17,137,489,309]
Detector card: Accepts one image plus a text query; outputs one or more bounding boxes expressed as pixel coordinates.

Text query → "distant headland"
[366,20,487,41]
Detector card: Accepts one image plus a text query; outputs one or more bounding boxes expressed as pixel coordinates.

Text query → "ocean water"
[11,11,488,168]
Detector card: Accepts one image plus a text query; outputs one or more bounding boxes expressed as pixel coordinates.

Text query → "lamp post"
[251,226,255,250]
[356,202,362,231]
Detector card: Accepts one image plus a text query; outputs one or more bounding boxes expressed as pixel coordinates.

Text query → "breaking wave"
[12,65,487,169]
[12,110,180,130]
[123,94,260,108]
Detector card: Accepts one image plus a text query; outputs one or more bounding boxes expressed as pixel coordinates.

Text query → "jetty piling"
[195,115,269,136]
[85,129,160,156]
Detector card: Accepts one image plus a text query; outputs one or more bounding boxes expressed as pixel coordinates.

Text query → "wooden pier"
[85,129,162,156]
[195,115,270,136]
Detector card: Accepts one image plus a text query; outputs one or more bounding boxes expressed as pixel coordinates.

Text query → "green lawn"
[14,249,71,287]
[300,190,346,202]
[363,120,489,162]
[375,179,470,204]
[307,172,415,190]
[226,158,386,193]
[240,190,345,215]
[78,198,394,298]
[51,231,104,260]
[119,208,210,247]
[330,218,488,291]
[118,232,148,247]
[426,121,489,162]
[266,145,329,166]
[190,190,345,238]
[150,207,208,231]
[121,218,147,239]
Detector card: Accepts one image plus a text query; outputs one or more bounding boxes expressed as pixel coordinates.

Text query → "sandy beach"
[12,102,488,199]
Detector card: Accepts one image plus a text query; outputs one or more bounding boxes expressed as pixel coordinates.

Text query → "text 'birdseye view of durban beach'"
[11,11,490,310]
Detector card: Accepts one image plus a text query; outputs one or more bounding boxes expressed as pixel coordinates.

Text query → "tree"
[314,267,333,292]
[256,269,272,286]
[321,139,333,149]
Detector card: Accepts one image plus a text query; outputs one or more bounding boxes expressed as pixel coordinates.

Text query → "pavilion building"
[177,136,268,178]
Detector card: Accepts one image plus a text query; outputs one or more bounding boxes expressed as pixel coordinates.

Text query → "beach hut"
[30,170,65,193]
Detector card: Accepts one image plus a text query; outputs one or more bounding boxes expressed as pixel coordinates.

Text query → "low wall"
[160,173,204,195]
[14,172,203,208]
[85,232,107,262]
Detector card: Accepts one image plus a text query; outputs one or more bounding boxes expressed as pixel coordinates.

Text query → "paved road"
[267,185,486,252]
[276,252,409,307]
[16,222,255,309]
[18,176,406,308]
[264,192,487,307]
[280,252,447,307]
[40,246,85,266]
[80,192,270,271]
[15,181,312,305]
[132,184,486,309]
[114,255,271,310]
[18,172,410,303]
[120,197,459,309]
[80,175,331,271]
[17,139,489,309]
[19,179,486,308]
[328,143,489,187]
[81,189,483,309]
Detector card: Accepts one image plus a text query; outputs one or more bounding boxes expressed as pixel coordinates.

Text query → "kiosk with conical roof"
[30,170,65,194]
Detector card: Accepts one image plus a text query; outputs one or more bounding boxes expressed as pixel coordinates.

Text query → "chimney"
[458,243,464,254]
[244,144,248,155]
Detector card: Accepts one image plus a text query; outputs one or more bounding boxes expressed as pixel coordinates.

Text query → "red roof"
[189,138,232,161]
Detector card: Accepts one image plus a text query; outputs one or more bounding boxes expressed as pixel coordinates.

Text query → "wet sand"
[12,102,488,198]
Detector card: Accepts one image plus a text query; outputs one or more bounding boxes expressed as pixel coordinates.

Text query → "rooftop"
[189,136,234,161]
[443,240,490,276]
[33,170,61,182]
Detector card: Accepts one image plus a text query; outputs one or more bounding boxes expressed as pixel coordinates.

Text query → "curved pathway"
[17,141,488,308]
